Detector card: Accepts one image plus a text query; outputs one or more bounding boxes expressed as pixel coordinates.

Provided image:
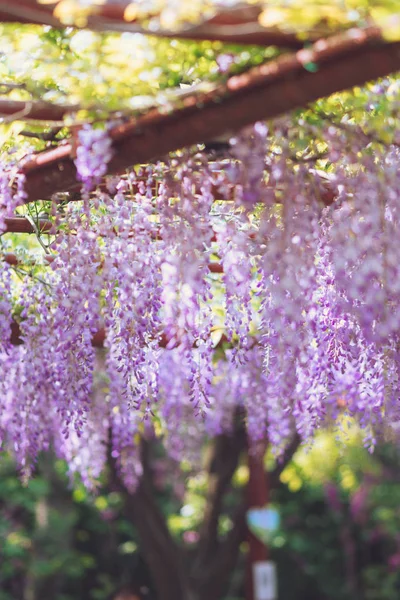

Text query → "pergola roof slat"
[17,27,400,203]
[0,99,78,122]
[0,1,310,48]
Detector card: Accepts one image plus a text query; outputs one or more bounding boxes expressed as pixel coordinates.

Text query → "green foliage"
[2,430,400,599]
[0,455,150,600]
[0,24,278,120]
[270,430,400,600]
[258,0,400,40]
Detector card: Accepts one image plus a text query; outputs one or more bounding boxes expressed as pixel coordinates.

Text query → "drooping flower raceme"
[2,109,400,488]
[0,163,27,233]
[75,124,113,193]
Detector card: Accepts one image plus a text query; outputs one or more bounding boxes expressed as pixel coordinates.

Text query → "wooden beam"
[18,28,400,203]
[0,1,308,48]
[3,217,53,234]
[0,99,78,122]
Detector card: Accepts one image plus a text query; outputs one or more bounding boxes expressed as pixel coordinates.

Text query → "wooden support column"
[246,447,269,600]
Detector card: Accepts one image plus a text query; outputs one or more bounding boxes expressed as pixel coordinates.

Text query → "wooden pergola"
[2,4,400,600]
[1,3,400,208]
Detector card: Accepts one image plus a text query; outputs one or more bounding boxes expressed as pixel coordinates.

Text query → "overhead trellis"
[1,0,400,493]
[1,26,399,204]
[0,2,311,47]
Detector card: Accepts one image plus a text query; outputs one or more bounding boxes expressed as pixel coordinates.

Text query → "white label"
[253,561,277,600]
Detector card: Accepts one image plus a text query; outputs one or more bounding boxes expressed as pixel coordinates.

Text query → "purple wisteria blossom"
[0,163,27,233]
[74,124,113,192]
[1,115,400,489]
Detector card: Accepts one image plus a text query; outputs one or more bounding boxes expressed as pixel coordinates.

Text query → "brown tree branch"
[109,440,193,600]
[195,422,247,566]
[17,28,400,204]
[269,433,302,490]
[19,127,62,141]
[194,499,247,600]
[194,433,301,599]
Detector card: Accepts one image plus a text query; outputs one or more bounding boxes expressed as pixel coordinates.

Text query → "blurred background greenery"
[2,427,400,600]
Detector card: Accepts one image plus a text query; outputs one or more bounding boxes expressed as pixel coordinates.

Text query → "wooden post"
[246,447,269,600]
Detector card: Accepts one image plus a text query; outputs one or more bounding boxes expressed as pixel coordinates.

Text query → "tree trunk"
[111,441,193,600]
[111,429,300,600]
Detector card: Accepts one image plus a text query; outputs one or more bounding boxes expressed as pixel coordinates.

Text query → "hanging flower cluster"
[1,112,400,489]
[0,163,26,233]
[75,124,113,192]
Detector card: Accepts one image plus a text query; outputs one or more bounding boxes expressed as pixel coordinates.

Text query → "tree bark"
[195,425,246,565]
[110,431,300,600]
[110,442,193,600]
